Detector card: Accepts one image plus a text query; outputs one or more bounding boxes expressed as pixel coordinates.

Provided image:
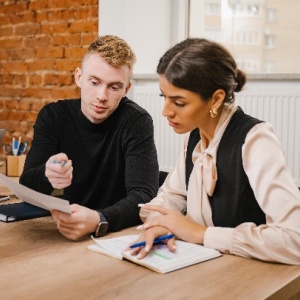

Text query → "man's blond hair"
[84,35,136,76]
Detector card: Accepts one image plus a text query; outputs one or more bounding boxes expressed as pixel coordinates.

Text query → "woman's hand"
[138,204,207,245]
[130,225,176,259]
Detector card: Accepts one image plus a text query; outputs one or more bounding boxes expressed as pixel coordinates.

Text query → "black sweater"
[20,98,159,231]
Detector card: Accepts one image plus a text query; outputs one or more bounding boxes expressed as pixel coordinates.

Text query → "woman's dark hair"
[157,38,246,103]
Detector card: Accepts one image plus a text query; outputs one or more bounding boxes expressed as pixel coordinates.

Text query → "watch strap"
[94,211,108,237]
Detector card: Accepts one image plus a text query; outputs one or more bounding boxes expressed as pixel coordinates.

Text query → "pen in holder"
[6,155,26,177]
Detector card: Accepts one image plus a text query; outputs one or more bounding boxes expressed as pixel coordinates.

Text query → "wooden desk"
[0,196,300,299]
[1,217,300,299]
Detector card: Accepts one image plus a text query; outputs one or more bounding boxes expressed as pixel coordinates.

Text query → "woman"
[131,38,300,264]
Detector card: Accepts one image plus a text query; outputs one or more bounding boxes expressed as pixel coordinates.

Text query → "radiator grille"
[133,84,300,187]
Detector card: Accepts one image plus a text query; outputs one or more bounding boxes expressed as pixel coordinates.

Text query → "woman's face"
[160,76,213,134]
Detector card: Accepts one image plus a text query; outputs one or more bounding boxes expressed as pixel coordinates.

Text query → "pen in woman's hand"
[129,234,174,249]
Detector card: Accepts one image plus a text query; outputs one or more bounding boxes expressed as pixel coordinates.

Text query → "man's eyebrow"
[108,81,124,86]
[89,75,124,86]
[89,75,100,80]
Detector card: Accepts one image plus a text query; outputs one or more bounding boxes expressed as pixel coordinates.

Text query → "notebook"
[0,201,50,222]
[87,234,221,274]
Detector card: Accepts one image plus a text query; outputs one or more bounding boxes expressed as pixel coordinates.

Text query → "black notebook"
[0,202,50,222]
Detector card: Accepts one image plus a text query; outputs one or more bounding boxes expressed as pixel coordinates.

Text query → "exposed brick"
[17,100,31,112]
[0,2,27,14]
[65,47,86,59]
[7,110,25,121]
[0,26,13,37]
[25,88,52,99]
[41,21,69,34]
[0,15,10,26]
[36,47,64,59]
[27,60,55,71]
[9,14,23,25]
[44,73,73,86]
[1,87,26,98]
[13,74,27,87]
[1,0,99,145]
[22,11,38,23]
[66,0,98,6]
[23,111,38,123]
[1,37,23,48]
[5,99,18,109]
[31,99,45,111]
[0,49,10,60]
[0,111,11,120]
[15,23,41,36]
[24,36,51,48]
[55,59,81,72]
[29,74,43,86]
[47,10,63,22]
[73,7,98,19]
[82,34,98,45]
[51,34,81,46]
[36,11,48,23]
[50,86,80,100]
[19,121,31,134]
[69,20,98,33]
[62,9,76,20]
[28,0,49,11]
[9,48,36,60]
[41,0,68,10]
[2,61,28,73]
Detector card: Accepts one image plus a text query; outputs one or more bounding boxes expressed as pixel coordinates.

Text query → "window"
[99,0,300,75]
[265,34,276,49]
[266,9,277,23]
[189,0,300,74]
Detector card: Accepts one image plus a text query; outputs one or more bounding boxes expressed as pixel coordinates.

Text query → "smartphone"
[0,195,10,202]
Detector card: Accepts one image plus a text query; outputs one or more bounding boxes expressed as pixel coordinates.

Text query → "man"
[20,35,159,240]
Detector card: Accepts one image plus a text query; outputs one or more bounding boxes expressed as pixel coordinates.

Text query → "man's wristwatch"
[94,211,109,237]
[94,221,109,237]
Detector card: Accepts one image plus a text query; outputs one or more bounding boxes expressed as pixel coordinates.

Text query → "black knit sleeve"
[19,103,62,194]
[100,111,159,231]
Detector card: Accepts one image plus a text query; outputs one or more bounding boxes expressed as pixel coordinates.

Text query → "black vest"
[185,107,266,227]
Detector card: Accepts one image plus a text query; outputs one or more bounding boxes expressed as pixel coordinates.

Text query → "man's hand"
[45,153,73,189]
[51,204,100,240]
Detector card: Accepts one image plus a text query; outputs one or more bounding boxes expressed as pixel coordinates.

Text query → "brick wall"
[0,0,98,157]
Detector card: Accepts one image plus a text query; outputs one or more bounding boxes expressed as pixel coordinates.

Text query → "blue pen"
[129,234,174,249]
[51,159,67,166]
[12,138,20,156]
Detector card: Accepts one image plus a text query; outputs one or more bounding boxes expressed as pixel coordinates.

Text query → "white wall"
[99,1,300,187]
[99,0,187,74]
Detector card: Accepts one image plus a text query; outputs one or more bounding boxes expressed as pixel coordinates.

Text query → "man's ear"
[74,67,82,88]
[124,82,132,96]
[211,89,225,110]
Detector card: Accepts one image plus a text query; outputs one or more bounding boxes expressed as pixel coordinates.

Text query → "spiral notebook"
[87,234,221,274]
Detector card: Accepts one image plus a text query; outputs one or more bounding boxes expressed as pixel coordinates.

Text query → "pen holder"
[6,155,26,177]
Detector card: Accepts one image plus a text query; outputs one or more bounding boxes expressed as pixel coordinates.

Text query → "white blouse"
[141,103,300,265]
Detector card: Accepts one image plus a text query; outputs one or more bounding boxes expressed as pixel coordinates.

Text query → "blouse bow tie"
[200,152,217,196]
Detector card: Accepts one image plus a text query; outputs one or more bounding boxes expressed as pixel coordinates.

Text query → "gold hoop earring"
[210,108,218,118]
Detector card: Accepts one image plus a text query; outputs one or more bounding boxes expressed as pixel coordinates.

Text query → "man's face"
[75,53,131,124]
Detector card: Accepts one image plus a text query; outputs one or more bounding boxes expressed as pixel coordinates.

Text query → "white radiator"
[132,82,300,187]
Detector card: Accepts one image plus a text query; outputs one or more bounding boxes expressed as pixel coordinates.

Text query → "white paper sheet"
[0,173,71,213]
